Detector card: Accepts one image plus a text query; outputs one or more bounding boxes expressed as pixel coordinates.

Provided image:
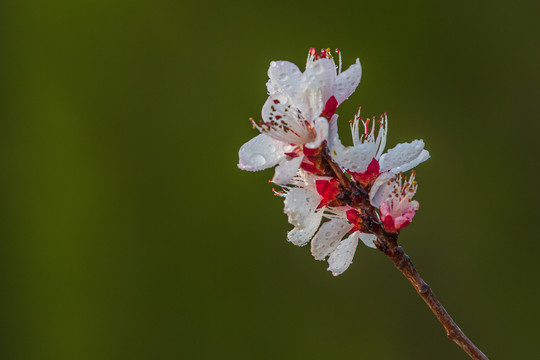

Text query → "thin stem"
[375,232,489,360]
[319,146,489,359]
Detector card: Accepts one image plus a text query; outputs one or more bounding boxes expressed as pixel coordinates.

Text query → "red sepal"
[347,209,368,233]
[349,158,380,187]
[300,161,320,174]
[382,216,396,232]
[315,178,340,208]
[346,209,361,227]
[302,145,320,157]
[321,96,338,119]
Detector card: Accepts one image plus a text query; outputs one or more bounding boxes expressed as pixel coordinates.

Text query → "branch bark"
[319,145,489,359]
[375,232,489,360]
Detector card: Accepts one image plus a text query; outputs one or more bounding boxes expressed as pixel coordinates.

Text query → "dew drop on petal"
[249,154,267,167]
[270,61,277,68]
[268,145,276,153]
[279,73,289,82]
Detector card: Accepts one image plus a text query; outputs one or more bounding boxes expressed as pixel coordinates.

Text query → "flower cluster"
[238,48,429,276]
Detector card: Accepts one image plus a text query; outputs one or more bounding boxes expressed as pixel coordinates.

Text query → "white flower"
[279,170,378,276]
[281,171,327,246]
[371,172,420,232]
[238,48,363,185]
[328,110,388,173]
[328,111,430,207]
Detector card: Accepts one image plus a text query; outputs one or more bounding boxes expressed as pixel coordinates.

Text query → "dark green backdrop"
[1,0,538,359]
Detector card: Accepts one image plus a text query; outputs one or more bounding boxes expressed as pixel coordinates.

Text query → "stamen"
[336,48,342,74]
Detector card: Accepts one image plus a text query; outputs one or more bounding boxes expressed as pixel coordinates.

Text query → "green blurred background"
[0,0,538,359]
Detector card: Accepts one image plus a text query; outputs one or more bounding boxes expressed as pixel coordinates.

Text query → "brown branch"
[319,145,489,359]
[322,149,352,191]
[375,231,489,360]
[317,144,489,359]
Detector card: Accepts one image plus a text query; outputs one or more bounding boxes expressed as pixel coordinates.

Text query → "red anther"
[273,99,280,104]
[309,47,316,55]
[335,48,340,53]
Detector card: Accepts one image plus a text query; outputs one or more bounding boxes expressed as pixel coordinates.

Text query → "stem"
[319,144,489,359]
[376,232,489,360]
[322,149,352,191]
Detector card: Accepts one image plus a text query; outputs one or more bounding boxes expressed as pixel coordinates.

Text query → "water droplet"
[279,73,289,82]
[249,154,266,166]
[270,61,277,68]
[268,145,276,153]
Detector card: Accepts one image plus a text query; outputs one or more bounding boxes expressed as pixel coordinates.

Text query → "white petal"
[238,134,289,171]
[327,114,347,159]
[305,117,329,149]
[302,58,337,103]
[327,115,379,172]
[261,95,294,124]
[333,59,362,105]
[379,140,430,173]
[287,210,323,246]
[311,219,353,261]
[327,231,359,276]
[267,61,303,99]
[283,186,320,228]
[369,172,395,208]
[358,233,378,249]
[327,114,340,148]
[272,156,303,185]
[297,58,336,119]
[331,142,378,173]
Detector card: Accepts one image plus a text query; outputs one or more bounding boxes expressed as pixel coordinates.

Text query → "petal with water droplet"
[311,219,353,261]
[267,61,302,100]
[368,172,395,208]
[327,231,360,276]
[287,209,323,246]
[379,140,430,173]
[272,156,303,186]
[358,233,378,249]
[238,134,288,171]
[333,59,362,105]
[283,187,321,229]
